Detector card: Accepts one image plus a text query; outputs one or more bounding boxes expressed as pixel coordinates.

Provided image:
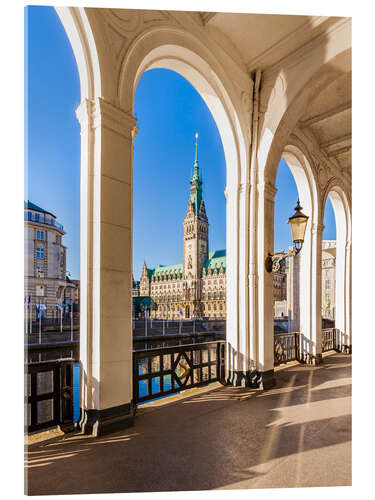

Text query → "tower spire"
[192,132,200,182]
[194,132,198,165]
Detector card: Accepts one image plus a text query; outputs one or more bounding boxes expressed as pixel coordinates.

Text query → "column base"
[226,369,275,390]
[300,353,323,365]
[340,344,352,354]
[256,369,276,390]
[79,402,136,437]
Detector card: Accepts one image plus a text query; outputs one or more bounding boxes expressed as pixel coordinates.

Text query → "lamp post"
[265,200,309,273]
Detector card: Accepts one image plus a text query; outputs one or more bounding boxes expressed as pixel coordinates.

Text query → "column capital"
[238,182,251,195]
[75,97,138,140]
[93,97,137,139]
[258,181,277,201]
[76,98,94,132]
[312,222,325,234]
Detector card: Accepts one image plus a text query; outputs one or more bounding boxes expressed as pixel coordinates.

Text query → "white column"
[256,181,277,389]
[309,222,323,363]
[225,185,241,384]
[287,252,300,333]
[345,238,352,351]
[76,97,137,436]
[235,182,250,385]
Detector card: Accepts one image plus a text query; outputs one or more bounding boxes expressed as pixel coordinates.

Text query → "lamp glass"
[289,215,308,242]
[287,200,309,244]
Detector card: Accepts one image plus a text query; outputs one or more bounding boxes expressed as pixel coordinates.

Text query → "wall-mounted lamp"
[265,200,309,273]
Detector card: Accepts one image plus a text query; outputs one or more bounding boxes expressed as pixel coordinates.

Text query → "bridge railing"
[133,340,225,404]
[25,359,75,434]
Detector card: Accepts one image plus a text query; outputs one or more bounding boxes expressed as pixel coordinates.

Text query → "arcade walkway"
[25,352,351,495]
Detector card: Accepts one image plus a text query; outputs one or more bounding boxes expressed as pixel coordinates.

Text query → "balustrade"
[274,332,300,366]
[133,340,225,404]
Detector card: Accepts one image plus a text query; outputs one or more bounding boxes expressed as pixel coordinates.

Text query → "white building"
[24,201,76,319]
[322,240,336,320]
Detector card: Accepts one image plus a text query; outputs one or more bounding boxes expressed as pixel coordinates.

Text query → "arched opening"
[133,68,226,330]
[120,37,248,391]
[273,144,320,364]
[323,186,351,351]
[55,8,248,430]
[26,6,82,426]
[321,197,336,327]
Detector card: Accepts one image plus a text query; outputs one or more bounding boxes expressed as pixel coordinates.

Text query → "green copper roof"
[24,200,55,218]
[204,249,226,271]
[152,263,183,276]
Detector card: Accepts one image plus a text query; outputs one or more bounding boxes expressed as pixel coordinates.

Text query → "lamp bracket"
[265,245,301,274]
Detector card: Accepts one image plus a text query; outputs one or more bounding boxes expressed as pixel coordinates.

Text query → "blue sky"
[26,6,335,281]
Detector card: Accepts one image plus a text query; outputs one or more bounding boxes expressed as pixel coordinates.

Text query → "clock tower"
[183,133,209,285]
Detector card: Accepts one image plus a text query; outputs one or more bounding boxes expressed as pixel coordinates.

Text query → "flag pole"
[38,303,42,345]
[145,305,148,337]
[29,298,32,335]
[25,297,28,336]
[70,301,73,342]
[162,306,165,336]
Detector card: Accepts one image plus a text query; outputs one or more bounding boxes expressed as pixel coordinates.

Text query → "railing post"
[60,360,74,433]
[294,332,299,361]
[216,341,220,381]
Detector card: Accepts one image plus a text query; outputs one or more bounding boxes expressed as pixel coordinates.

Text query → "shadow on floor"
[25,352,351,495]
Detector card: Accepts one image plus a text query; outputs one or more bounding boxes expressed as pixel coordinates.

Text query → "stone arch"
[55,7,101,100]
[322,180,352,350]
[280,144,323,361]
[118,27,250,367]
[255,41,351,371]
[259,47,352,186]
[118,27,248,189]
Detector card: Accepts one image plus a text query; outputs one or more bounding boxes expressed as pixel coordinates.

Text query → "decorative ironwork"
[25,360,75,433]
[274,332,300,366]
[133,340,225,404]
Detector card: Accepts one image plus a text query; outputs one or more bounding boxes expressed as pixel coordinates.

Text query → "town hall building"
[138,135,226,320]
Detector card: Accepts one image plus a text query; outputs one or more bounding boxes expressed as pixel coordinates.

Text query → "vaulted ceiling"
[200,12,351,178]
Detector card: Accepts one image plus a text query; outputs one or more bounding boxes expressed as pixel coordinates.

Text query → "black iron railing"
[274,332,300,366]
[24,211,64,230]
[25,360,75,433]
[133,340,225,404]
[321,328,337,352]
